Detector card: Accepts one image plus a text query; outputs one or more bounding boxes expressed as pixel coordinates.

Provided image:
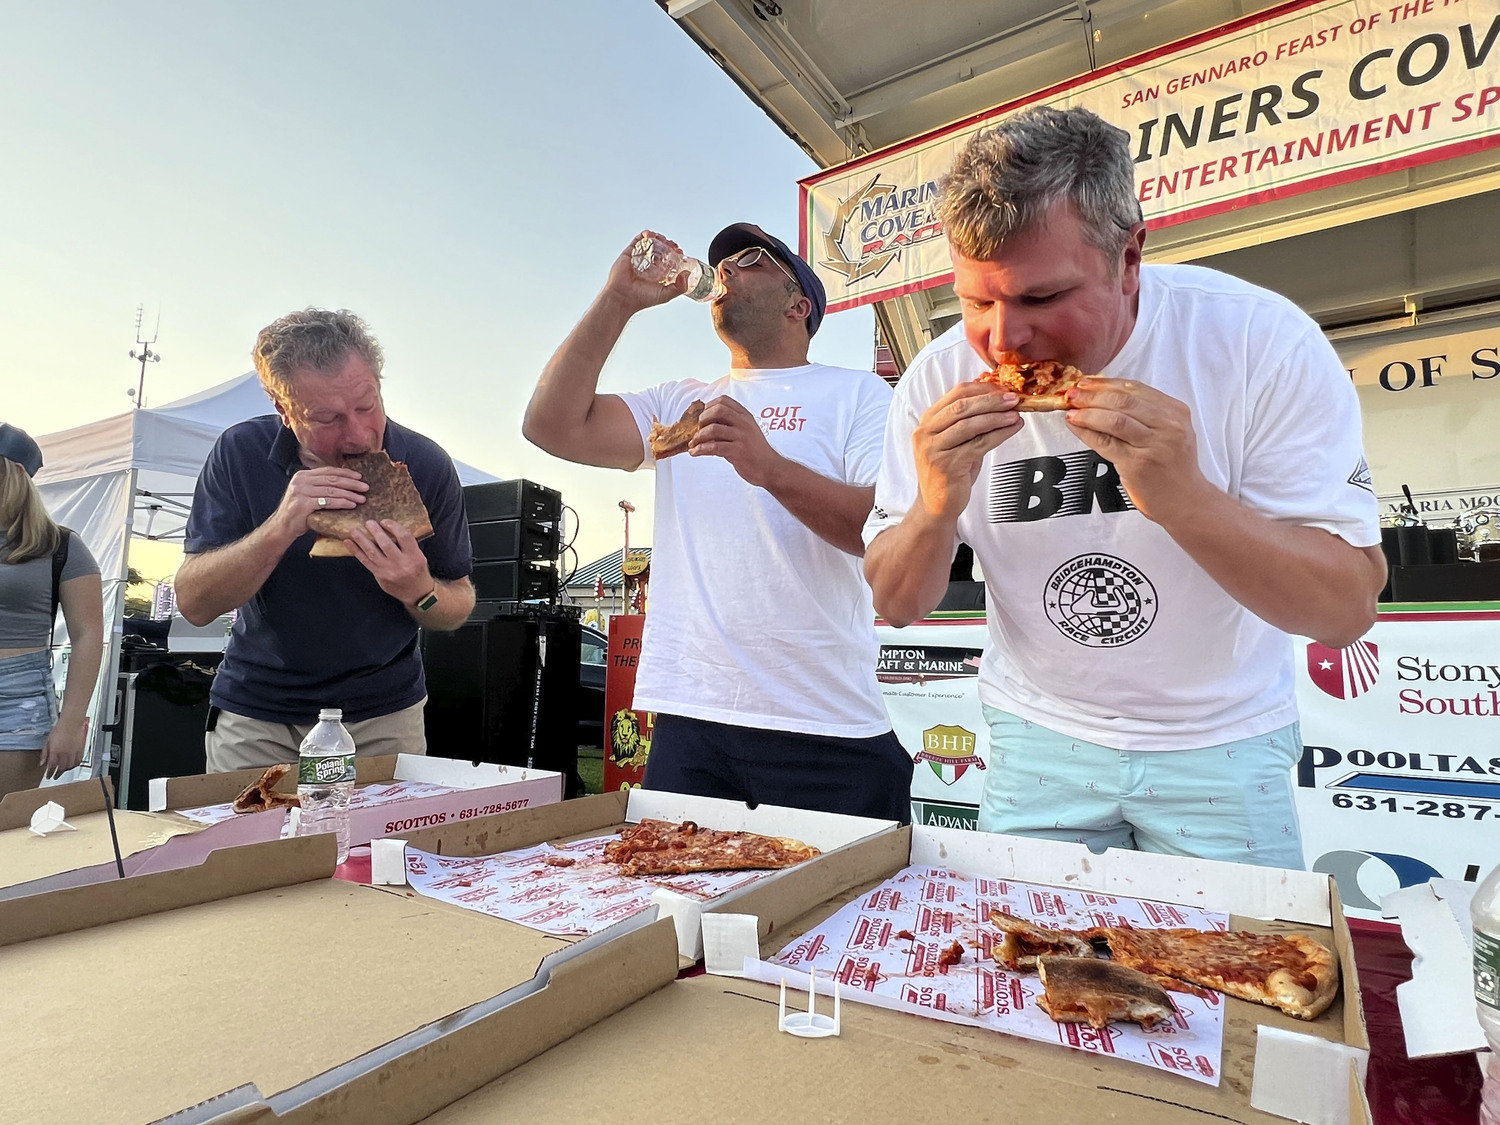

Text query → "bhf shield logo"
[1306,640,1379,700]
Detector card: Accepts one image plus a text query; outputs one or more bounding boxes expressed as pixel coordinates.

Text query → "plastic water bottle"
[630,233,724,302]
[296,708,356,864]
[1474,862,1500,1124]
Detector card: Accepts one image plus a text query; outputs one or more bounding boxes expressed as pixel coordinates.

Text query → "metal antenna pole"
[127,304,162,409]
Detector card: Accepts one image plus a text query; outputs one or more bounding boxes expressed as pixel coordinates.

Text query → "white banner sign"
[802,0,1500,311]
[880,611,1498,918]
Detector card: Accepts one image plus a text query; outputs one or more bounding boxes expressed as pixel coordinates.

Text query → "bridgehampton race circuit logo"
[1044,554,1157,648]
[1306,639,1380,700]
[912,724,987,786]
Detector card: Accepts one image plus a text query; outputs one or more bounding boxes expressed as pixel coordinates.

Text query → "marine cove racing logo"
[1306,639,1380,700]
[913,724,987,786]
[1045,554,1158,648]
[817,173,944,287]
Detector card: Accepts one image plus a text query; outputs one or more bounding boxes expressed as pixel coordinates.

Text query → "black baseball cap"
[0,423,43,477]
[708,223,827,337]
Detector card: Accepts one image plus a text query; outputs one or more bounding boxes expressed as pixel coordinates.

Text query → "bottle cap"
[318,708,343,722]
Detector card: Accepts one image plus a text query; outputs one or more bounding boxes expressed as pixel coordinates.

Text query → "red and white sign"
[801,0,1500,312]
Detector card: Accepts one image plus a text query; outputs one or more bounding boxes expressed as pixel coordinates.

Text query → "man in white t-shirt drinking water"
[864,106,1385,866]
[525,223,911,822]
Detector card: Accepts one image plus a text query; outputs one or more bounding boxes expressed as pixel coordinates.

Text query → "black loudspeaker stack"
[462,479,562,604]
[421,612,582,797]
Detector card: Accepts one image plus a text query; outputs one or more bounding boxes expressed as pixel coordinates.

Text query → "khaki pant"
[204,700,428,773]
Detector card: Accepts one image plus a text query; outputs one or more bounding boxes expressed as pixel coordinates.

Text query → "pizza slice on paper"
[231,763,302,814]
[602,818,819,876]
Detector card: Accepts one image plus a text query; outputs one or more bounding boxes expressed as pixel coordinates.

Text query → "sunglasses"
[721,246,801,289]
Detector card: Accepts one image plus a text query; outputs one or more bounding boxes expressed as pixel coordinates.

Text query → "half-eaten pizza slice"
[648,400,706,459]
[977,352,1088,412]
[989,908,1096,970]
[231,763,302,814]
[1090,925,1339,1021]
[602,818,819,876]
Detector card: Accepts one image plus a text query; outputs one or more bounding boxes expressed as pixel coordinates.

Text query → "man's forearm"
[407,577,475,631]
[864,509,960,627]
[175,521,297,625]
[523,292,637,467]
[1158,484,1384,648]
[761,459,875,556]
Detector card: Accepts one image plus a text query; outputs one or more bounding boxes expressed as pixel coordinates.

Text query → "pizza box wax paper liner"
[403,835,780,937]
[742,865,1229,1086]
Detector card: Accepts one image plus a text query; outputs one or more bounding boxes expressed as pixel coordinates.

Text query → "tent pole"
[93,467,137,800]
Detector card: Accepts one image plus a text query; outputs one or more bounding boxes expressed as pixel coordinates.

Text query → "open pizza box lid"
[376,788,904,963]
[1381,876,1486,1057]
[0,755,562,903]
[304,824,1373,1125]
[0,831,683,1125]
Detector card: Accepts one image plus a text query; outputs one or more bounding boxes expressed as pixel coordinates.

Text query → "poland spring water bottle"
[630,233,724,302]
[296,708,356,865]
[1473,861,1500,1124]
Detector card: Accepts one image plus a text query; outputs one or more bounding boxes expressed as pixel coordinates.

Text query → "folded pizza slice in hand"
[977,352,1088,412]
[1036,954,1177,1031]
[648,400,706,459]
[306,450,434,558]
[989,908,1096,970]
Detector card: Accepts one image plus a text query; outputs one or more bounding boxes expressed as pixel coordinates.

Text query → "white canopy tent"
[34,372,500,771]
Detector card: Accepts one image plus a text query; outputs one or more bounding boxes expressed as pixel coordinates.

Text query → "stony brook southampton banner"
[880,610,1497,918]
[801,0,1500,312]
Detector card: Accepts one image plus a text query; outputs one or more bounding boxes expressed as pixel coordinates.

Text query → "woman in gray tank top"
[0,425,105,799]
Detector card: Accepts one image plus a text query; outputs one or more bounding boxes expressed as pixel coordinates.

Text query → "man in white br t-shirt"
[864,107,1386,866]
[525,223,912,822]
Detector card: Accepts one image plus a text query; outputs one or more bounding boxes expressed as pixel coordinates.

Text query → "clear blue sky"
[1,1,874,570]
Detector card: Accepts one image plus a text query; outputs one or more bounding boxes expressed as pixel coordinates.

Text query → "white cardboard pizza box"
[0,755,562,902]
[378,788,902,962]
[410,825,1370,1125]
[0,832,680,1125]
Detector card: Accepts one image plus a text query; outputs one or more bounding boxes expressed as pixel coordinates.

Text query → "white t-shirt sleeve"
[614,383,688,470]
[844,376,894,486]
[862,384,923,549]
[1238,325,1381,547]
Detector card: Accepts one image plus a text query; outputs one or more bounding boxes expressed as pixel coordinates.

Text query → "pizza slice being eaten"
[305,450,434,558]
[1036,954,1177,1031]
[602,818,819,876]
[989,908,1096,970]
[231,763,302,814]
[648,400,706,459]
[1091,925,1339,1021]
[976,352,1088,412]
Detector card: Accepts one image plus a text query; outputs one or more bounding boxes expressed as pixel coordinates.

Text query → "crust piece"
[1036,955,1177,1030]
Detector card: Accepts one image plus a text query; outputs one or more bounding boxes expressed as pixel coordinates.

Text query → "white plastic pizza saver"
[778,966,841,1038]
[29,801,76,837]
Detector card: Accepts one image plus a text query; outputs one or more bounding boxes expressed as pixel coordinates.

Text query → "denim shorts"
[0,650,58,751]
[977,705,1305,869]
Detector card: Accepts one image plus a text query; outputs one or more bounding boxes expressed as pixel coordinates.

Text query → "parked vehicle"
[579,625,607,748]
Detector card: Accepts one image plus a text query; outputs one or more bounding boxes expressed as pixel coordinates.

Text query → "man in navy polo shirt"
[177,309,475,772]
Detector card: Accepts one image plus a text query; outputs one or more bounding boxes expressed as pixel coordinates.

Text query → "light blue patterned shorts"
[0,650,58,752]
[977,705,1305,869]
